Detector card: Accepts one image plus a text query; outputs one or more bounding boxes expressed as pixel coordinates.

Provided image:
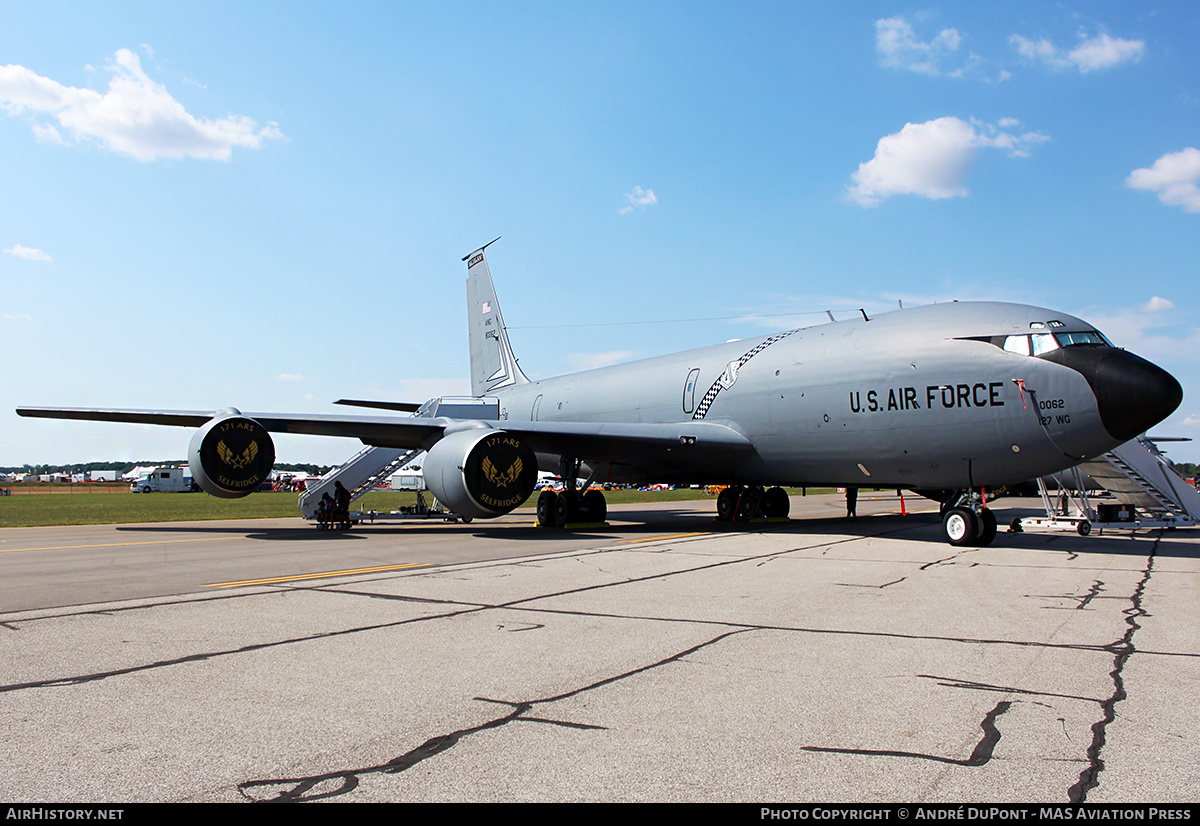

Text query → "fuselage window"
[683,368,700,414]
[1003,335,1031,356]
[1030,333,1060,356]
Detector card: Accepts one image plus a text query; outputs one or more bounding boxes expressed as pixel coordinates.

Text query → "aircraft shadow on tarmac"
[110,508,1200,557]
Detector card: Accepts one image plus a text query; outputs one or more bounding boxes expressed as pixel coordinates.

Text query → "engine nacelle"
[188,409,276,499]
[423,428,538,519]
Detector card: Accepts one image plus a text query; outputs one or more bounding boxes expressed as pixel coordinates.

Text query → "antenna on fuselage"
[825,310,835,322]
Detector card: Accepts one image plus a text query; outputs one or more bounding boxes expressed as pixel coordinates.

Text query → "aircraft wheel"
[943,508,978,546]
[461,516,473,524]
[554,493,575,528]
[716,487,738,521]
[583,489,606,522]
[1077,520,1091,536]
[973,508,997,546]
[763,486,790,518]
[736,487,761,522]
[537,490,557,527]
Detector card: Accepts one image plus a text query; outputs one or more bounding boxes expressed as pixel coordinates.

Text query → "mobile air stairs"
[297,396,499,526]
[1011,436,1200,536]
[297,445,422,521]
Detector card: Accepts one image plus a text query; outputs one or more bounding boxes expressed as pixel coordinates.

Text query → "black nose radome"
[1043,347,1183,442]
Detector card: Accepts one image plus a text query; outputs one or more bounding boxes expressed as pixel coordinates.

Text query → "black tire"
[716,487,738,521]
[537,490,557,527]
[973,508,998,546]
[554,493,574,528]
[736,488,761,522]
[763,486,790,518]
[943,508,978,546]
[583,489,606,523]
[1077,520,1091,536]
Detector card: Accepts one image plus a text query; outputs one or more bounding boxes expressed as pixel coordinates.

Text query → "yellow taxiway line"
[618,532,711,544]
[206,562,432,589]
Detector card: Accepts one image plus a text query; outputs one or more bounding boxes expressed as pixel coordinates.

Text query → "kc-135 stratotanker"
[17,240,1183,546]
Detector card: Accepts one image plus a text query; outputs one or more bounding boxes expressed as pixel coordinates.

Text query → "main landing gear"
[715,485,790,523]
[940,490,997,547]
[536,487,607,528]
[536,457,608,529]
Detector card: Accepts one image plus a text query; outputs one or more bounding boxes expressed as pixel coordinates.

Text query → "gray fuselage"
[489,301,1167,491]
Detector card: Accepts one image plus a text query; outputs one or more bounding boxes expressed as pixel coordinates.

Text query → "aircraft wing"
[15,407,755,466]
[15,407,447,449]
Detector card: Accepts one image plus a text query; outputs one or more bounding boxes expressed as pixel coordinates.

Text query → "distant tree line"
[0,461,335,476]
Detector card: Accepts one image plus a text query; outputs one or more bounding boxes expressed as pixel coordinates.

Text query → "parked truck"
[130,467,194,493]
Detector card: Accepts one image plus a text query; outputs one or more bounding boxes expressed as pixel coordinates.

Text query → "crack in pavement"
[0,532,877,695]
[1075,579,1105,610]
[1066,534,1159,804]
[919,673,1100,704]
[801,701,1013,766]
[237,629,748,802]
[0,604,489,694]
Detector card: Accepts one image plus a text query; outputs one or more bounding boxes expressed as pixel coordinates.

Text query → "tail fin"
[464,239,530,397]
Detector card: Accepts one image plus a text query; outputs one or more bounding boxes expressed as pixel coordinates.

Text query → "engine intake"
[188,410,275,498]
[423,428,537,519]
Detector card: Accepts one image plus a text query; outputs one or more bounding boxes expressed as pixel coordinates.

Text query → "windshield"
[1055,330,1110,347]
[1001,329,1111,357]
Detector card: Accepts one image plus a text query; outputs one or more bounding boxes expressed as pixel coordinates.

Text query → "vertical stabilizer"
[464,239,530,397]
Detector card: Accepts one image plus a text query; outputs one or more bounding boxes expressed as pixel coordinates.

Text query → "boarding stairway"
[1022,436,1200,534]
[1076,436,1200,525]
[295,396,501,520]
[297,446,422,519]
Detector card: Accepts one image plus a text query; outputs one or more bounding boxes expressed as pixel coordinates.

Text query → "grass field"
[0,487,840,528]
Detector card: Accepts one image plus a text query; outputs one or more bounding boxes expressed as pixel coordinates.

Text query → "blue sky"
[3,1,1198,466]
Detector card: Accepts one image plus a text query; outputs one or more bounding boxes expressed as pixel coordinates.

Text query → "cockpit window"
[1003,335,1031,356]
[995,329,1111,357]
[1054,330,1110,347]
[1030,333,1060,356]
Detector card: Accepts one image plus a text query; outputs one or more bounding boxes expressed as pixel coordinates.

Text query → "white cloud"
[1143,296,1177,313]
[1010,32,1144,73]
[875,17,962,76]
[0,48,283,161]
[1069,33,1145,72]
[846,117,1048,207]
[619,185,658,215]
[1126,148,1200,213]
[4,244,51,261]
[1183,415,1200,429]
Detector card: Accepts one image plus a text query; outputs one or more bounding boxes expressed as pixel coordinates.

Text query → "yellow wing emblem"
[482,456,522,488]
[217,439,259,470]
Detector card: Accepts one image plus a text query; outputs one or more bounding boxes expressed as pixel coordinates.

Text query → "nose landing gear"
[941,490,997,546]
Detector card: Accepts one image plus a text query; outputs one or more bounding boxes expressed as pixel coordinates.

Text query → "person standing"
[334,481,351,529]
